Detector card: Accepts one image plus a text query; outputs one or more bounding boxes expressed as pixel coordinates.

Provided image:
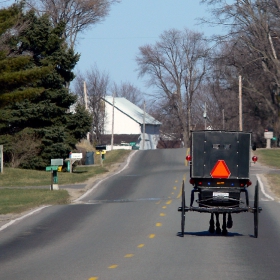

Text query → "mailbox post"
[46,166,59,190]
[96,145,106,166]
[264,131,273,148]
[46,158,63,190]
[65,153,82,173]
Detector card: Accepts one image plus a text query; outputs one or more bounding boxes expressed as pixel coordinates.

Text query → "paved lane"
[0,149,280,279]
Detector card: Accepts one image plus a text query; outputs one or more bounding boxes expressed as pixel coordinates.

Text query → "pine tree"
[0,4,92,169]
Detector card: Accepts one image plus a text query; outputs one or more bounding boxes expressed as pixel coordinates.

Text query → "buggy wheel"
[181,180,186,237]
[254,181,259,238]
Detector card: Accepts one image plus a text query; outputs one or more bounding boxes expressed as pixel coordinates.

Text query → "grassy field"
[0,150,131,214]
[253,148,280,198]
[253,148,280,168]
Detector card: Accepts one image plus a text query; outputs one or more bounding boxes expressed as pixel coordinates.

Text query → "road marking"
[149,234,155,238]
[160,213,166,216]
[156,201,161,204]
[156,223,162,227]
[256,174,274,201]
[0,206,50,232]
[177,189,182,199]
[173,186,177,190]
[88,277,98,280]
[175,180,178,183]
[138,244,145,248]
[108,265,118,269]
[162,206,167,209]
[166,200,172,204]
[124,254,134,258]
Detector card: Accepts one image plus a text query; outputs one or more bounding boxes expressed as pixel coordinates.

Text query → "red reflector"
[252,156,258,162]
[186,155,192,161]
[210,160,231,179]
[247,180,252,186]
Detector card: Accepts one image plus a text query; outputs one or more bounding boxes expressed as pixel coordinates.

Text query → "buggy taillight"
[247,180,252,186]
[252,156,258,163]
[189,178,195,185]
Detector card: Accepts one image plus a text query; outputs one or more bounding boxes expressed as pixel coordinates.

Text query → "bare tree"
[74,65,110,143]
[136,28,209,146]
[201,0,280,138]
[111,81,144,107]
[24,0,120,49]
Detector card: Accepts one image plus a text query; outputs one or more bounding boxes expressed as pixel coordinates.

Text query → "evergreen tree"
[0,4,92,169]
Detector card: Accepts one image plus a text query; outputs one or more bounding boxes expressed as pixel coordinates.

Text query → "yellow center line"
[173,186,177,190]
[177,188,182,199]
[160,213,166,216]
[162,206,167,209]
[156,223,162,227]
[108,265,118,269]
[166,200,172,205]
[138,244,145,248]
[124,254,134,258]
[149,234,156,238]
[88,278,98,280]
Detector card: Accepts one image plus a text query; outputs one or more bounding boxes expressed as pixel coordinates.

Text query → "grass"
[253,148,280,198]
[0,189,69,214]
[253,149,280,168]
[0,149,131,187]
[0,149,132,215]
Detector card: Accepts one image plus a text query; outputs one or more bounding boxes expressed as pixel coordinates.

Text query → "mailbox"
[95,145,106,151]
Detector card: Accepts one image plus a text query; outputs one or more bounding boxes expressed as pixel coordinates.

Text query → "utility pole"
[111,93,115,151]
[239,75,243,131]
[142,100,146,150]
[84,81,90,141]
[203,102,207,130]
[83,81,88,110]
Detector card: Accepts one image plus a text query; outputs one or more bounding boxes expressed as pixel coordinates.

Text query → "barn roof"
[104,96,161,125]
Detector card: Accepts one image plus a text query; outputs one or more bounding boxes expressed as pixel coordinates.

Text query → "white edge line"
[256,174,274,201]
[0,205,50,232]
[74,150,138,202]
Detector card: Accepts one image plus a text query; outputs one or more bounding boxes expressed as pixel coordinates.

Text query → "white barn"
[103,96,161,150]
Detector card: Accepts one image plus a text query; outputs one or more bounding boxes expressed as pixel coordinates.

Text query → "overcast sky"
[1,0,224,95]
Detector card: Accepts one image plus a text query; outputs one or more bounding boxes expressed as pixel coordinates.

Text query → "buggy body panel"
[191,130,251,180]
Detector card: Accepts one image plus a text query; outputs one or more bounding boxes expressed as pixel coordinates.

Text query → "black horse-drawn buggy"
[178,130,262,238]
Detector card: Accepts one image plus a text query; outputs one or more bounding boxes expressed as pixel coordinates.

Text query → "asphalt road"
[0,148,280,280]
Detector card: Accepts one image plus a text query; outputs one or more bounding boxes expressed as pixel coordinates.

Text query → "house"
[102,96,161,150]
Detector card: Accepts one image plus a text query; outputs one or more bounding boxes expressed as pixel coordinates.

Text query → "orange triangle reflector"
[210,160,231,179]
